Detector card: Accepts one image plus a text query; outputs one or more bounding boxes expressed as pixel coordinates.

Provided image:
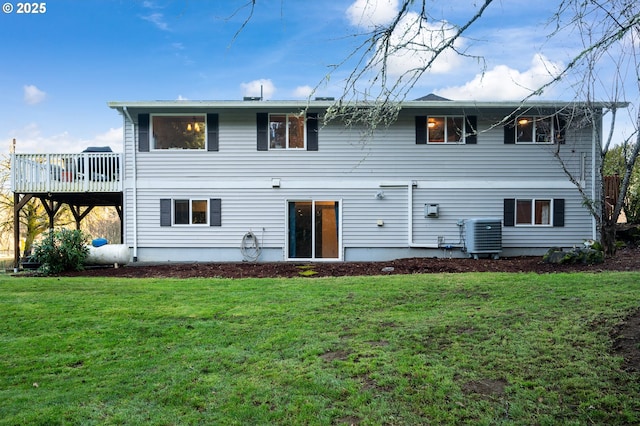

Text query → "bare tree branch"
[324,0,494,127]
[226,0,256,48]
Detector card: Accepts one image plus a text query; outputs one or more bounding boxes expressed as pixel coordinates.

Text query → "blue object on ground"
[92,238,108,247]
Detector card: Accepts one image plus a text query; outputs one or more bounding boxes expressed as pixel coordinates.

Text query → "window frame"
[150,113,208,151]
[172,198,209,226]
[514,116,555,144]
[514,198,553,227]
[268,113,307,150]
[426,116,466,144]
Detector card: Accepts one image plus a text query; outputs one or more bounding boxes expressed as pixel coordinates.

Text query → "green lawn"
[1,272,639,425]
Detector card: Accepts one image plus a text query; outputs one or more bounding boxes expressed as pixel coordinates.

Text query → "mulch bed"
[66,246,640,279]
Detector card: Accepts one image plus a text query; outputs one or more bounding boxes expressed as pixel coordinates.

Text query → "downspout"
[401,180,439,249]
[122,107,139,261]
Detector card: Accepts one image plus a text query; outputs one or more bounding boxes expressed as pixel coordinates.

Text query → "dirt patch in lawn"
[611,309,640,374]
[461,378,509,399]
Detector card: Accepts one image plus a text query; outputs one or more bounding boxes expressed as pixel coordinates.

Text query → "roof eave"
[108,99,629,111]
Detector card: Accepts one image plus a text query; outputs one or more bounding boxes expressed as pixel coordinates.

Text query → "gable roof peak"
[414,93,452,101]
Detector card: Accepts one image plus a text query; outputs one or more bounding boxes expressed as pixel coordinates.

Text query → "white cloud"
[240,79,276,100]
[176,95,188,101]
[347,0,398,27]
[346,1,465,78]
[23,85,46,105]
[293,85,314,99]
[89,128,122,150]
[435,54,564,101]
[379,15,464,77]
[140,1,169,31]
[9,124,122,154]
[141,12,169,31]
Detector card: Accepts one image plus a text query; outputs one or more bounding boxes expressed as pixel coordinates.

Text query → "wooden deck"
[11,153,122,194]
[10,153,124,269]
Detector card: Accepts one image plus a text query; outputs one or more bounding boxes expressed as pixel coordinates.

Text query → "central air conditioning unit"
[464,218,502,259]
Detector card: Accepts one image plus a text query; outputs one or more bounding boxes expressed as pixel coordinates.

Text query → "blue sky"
[0,0,635,154]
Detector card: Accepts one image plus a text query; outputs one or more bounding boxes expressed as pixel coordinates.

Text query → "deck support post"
[39,197,63,229]
[115,205,123,243]
[69,205,95,230]
[12,193,34,270]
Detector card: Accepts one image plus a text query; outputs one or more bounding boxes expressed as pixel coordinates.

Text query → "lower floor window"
[161,198,221,227]
[288,200,340,259]
[174,199,208,225]
[516,199,551,225]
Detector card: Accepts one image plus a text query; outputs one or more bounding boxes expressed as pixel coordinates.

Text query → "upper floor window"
[504,115,566,145]
[151,115,206,150]
[257,112,319,151]
[516,116,553,143]
[415,115,477,145]
[269,113,305,149]
[427,116,465,143]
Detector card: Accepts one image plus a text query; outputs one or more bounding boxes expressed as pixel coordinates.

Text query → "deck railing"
[11,153,123,193]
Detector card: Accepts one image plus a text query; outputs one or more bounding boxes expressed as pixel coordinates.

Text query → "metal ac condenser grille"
[465,218,502,255]
[472,221,502,251]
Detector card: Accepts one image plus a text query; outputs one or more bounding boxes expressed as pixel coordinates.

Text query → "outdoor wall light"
[375,190,385,199]
[272,178,281,188]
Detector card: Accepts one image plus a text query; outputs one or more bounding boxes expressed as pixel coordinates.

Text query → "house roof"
[414,93,452,101]
[108,99,627,112]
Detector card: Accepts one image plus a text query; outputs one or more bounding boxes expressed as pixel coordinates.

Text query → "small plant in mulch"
[543,245,604,265]
[296,265,318,277]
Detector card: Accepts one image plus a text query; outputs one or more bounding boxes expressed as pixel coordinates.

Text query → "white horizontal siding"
[133,187,408,250]
[121,107,598,259]
[411,187,591,249]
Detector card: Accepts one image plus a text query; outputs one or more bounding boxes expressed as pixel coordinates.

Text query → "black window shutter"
[160,199,171,226]
[138,114,150,152]
[554,115,566,145]
[466,116,477,144]
[207,113,219,151]
[504,120,515,144]
[553,198,565,227]
[306,113,318,151]
[415,116,427,144]
[257,113,269,151]
[504,198,515,227]
[210,198,222,226]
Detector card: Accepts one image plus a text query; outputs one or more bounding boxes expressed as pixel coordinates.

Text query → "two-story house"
[11,97,609,265]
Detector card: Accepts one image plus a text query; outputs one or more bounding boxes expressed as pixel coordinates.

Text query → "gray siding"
[120,107,597,261]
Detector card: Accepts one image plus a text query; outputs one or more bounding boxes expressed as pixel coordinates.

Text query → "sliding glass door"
[288,201,340,260]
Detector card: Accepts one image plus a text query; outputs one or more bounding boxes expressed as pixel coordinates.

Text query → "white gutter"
[122,107,139,261]
[402,181,439,249]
